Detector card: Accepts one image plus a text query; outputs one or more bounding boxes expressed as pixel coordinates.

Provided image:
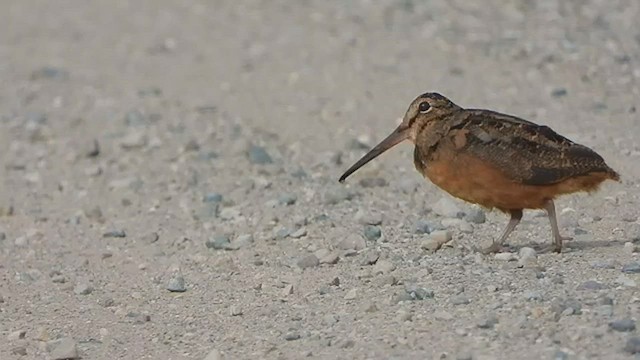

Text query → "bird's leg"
[482,209,523,254]
[543,199,572,253]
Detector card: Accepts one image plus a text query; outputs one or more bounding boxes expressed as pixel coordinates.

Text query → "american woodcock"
[339,92,620,253]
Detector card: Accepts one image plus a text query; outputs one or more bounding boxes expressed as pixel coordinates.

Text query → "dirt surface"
[1,1,640,359]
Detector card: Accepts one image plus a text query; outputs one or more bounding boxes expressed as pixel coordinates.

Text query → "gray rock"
[623,262,640,273]
[227,234,254,250]
[290,228,307,239]
[465,208,486,224]
[525,291,544,301]
[591,260,616,269]
[247,145,273,164]
[284,332,301,341]
[405,284,434,300]
[49,337,79,359]
[363,225,382,241]
[625,337,640,354]
[451,295,470,305]
[551,87,568,97]
[120,132,148,149]
[609,319,636,332]
[167,275,186,292]
[278,193,297,206]
[477,314,499,329]
[553,350,569,360]
[337,234,366,251]
[373,260,396,274]
[433,197,463,218]
[203,193,223,203]
[275,227,291,240]
[103,230,126,238]
[420,239,441,253]
[344,288,358,300]
[578,280,607,290]
[391,292,415,304]
[414,219,433,234]
[429,230,452,245]
[518,247,537,259]
[73,283,93,295]
[319,252,340,265]
[495,252,518,261]
[362,250,380,265]
[297,254,320,269]
[206,235,230,250]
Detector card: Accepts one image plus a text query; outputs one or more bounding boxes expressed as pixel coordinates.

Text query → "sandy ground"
[1,1,640,359]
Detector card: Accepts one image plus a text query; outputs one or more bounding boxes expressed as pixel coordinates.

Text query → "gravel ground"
[1,1,640,359]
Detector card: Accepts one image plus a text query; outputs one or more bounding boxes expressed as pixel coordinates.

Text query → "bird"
[338,92,620,253]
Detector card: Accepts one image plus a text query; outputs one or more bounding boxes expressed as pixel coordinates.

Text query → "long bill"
[338,125,409,183]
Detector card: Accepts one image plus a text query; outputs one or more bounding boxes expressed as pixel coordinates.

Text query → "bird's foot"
[479,242,507,255]
[539,244,564,254]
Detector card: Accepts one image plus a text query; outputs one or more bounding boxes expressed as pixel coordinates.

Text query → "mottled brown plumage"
[339,92,619,253]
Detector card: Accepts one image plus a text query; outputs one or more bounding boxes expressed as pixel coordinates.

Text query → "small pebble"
[609,319,636,332]
[625,242,638,254]
[405,284,434,300]
[247,145,273,164]
[103,230,126,238]
[362,250,380,265]
[49,337,79,360]
[578,280,607,290]
[167,276,186,292]
[297,254,320,269]
[319,252,340,265]
[553,350,569,360]
[551,87,568,97]
[227,234,254,250]
[622,262,640,274]
[206,235,230,250]
[373,260,396,274]
[451,295,470,305]
[290,228,307,239]
[429,230,452,245]
[414,220,433,234]
[278,193,297,206]
[624,337,640,354]
[73,283,93,295]
[284,332,301,341]
[494,252,518,261]
[275,227,291,240]
[363,225,382,241]
[465,208,486,224]
[7,330,26,341]
[230,306,243,316]
[525,291,544,301]
[282,284,294,296]
[336,234,366,251]
[477,314,499,329]
[344,288,358,300]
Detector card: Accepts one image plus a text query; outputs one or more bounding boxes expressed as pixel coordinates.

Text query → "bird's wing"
[449,110,615,185]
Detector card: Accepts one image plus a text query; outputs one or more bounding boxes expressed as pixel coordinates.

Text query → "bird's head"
[339,92,460,183]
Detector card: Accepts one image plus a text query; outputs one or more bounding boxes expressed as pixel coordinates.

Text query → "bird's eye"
[418,102,431,113]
